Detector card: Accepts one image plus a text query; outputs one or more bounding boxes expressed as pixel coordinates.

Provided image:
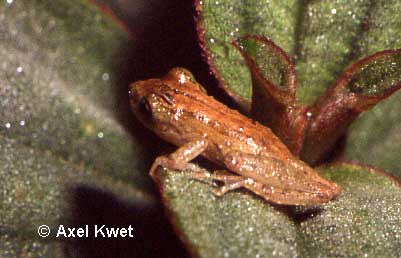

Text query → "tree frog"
[129,68,341,206]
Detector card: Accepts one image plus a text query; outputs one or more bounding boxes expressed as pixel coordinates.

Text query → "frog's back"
[142,72,293,164]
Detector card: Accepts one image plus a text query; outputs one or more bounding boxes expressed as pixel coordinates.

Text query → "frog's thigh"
[150,139,208,178]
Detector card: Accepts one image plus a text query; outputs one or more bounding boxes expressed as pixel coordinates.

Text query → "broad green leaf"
[295,0,371,103]
[295,0,401,103]
[157,163,401,257]
[343,90,401,177]
[355,0,401,56]
[0,0,150,189]
[0,235,65,258]
[0,0,154,255]
[157,166,299,258]
[298,164,401,257]
[0,136,153,256]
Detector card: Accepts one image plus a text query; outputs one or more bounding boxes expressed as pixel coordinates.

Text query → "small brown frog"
[129,68,341,206]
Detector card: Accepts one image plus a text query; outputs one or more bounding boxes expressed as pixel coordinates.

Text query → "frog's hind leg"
[192,171,300,204]
[149,140,208,178]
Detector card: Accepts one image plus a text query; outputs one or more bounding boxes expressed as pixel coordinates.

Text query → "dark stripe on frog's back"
[156,81,292,161]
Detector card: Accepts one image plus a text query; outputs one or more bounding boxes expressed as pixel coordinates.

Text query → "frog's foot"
[213,177,264,197]
[149,140,208,179]
[191,170,252,197]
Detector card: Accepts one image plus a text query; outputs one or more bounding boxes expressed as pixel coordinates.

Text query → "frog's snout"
[128,82,141,105]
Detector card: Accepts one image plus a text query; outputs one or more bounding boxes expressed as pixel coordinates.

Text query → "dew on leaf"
[101,72,109,81]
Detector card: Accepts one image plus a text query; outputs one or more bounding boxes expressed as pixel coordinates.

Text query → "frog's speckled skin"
[129,68,341,206]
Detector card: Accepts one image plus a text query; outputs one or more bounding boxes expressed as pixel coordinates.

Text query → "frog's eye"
[138,97,153,120]
[178,68,195,82]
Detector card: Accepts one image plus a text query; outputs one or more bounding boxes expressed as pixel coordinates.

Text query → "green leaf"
[0,0,150,188]
[157,163,401,257]
[294,0,371,104]
[298,164,401,257]
[343,90,401,177]
[197,0,401,104]
[0,0,154,254]
[327,44,400,177]
[234,36,296,93]
[0,235,65,258]
[345,50,401,96]
[196,0,300,100]
[157,167,299,258]
[0,136,152,254]
[301,50,401,165]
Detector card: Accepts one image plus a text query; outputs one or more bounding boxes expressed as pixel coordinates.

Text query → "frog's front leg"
[150,140,252,197]
[149,140,209,178]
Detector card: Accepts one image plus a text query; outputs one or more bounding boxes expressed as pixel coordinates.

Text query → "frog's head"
[129,68,205,132]
[129,78,172,130]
